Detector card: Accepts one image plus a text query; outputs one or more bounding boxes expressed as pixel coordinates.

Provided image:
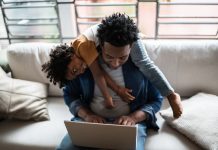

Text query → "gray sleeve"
[130,39,174,96]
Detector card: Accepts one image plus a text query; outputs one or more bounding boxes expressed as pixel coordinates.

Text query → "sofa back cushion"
[7,43,62,96]
[7,41,218,97]
[144,40,218,97]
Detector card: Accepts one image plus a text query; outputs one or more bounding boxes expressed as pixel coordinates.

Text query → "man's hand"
[117,86,135,103]
[113,115,136,126]
[78,106,106,123]
[84,114,106,123]
[114,110,147,126]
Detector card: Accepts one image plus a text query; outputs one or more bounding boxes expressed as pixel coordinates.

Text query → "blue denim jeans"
[56,120,147,150]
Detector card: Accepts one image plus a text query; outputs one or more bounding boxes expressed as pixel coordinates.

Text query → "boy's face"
[102,42,131,70]
[65,55,87,80]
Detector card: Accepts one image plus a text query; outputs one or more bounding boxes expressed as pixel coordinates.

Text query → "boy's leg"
[167,92,183,118]
[136,123,147,150]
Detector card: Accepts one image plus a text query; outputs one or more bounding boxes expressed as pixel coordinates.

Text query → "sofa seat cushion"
[0,97,72,150]
[0,97,202,150]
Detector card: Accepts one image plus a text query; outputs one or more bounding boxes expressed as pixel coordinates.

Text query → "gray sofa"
[1,40,218,150]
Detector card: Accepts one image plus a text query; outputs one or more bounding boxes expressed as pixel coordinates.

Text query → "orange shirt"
[71,24,100,67]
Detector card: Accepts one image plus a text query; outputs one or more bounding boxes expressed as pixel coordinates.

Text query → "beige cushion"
[7,42,63,96]
[0,67,49,121]
[160,93,218,150]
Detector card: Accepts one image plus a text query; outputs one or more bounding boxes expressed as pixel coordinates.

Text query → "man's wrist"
[129,111,147,123]
[78,106,92,120]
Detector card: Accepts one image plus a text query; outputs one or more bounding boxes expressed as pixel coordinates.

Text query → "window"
[0,0,218,46]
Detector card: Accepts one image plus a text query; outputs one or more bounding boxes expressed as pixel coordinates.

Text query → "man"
[41,13,165,149]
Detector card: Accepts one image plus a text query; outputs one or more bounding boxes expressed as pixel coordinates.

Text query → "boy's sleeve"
[130,39,174,96]
[71,35,98,67]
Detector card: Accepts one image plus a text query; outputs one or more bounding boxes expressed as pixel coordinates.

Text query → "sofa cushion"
[7,42,63,96]
[0,97,72,150]
[160,93,218,150]
[144,40,218,97]
[0,67,49,121]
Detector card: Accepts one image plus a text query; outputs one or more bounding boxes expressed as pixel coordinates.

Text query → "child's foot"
[104,97,115,109]
[167,92,183,118]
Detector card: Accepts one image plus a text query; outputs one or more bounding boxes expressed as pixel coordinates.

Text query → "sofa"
[1,40,218,150]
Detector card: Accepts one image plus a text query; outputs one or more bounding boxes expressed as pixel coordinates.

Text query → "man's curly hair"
[42,44,74,88]
[97,13,139,47]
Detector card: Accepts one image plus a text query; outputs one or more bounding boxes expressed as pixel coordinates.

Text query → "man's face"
[65,55,87,80]
[102,42,131,70]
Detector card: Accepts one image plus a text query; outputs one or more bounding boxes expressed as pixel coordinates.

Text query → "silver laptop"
[64,121,137,150]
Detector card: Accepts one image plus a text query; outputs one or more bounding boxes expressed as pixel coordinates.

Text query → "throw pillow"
[0,67,49,121]
[160,93,218,150]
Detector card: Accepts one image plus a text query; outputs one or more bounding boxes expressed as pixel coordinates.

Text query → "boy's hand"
[104,96,115,109]
[117,86,135,103]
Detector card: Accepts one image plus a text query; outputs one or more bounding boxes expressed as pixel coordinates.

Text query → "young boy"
[43,13,183,118]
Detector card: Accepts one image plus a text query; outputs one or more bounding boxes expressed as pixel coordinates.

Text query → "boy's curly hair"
[42,44,74,88]
[97,13,139,47]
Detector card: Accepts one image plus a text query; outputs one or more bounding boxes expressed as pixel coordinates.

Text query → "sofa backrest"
[7,42,62,96]
[6,41,218,97]
[144,40,218,97]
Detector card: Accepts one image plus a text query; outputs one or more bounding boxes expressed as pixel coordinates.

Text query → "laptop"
[64,121,137,150]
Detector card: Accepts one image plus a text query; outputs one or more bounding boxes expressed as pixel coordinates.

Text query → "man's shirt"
[91,63,130,118]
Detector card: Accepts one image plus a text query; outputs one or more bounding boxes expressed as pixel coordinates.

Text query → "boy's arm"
[131,39,183,118]
[102,68,135,102]
[130,39,173,97]
[89,59,114,108]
